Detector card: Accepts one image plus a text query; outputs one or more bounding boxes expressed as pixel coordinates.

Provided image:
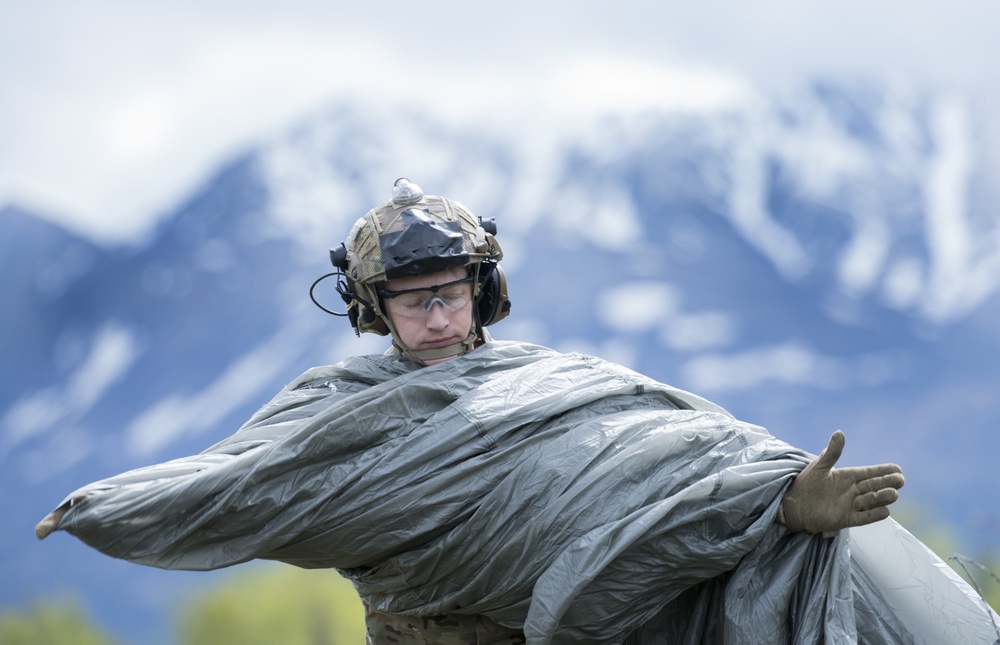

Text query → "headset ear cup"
[351,285,391,336]
[360,305,391,336]
[476,264,510,327]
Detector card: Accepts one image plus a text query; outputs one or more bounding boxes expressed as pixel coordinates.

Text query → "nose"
[424,299,450,330]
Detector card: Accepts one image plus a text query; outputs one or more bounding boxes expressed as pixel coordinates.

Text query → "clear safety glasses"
[379,276,475,320]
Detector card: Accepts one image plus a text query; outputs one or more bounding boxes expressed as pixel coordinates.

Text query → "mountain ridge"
[3,79,999,643]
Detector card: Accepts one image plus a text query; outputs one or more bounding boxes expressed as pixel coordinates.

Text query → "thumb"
[809,429,846,475]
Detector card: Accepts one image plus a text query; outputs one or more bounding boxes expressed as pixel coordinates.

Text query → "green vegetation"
[4,512,996,643]
[174,564,366,645]
[0,600,119,645]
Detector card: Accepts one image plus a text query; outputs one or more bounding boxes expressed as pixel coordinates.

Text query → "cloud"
[3,2,1000,244]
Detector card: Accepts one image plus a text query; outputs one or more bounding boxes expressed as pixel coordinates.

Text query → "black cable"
[309,272,349,317]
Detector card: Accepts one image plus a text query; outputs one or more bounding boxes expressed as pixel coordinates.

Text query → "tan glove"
[35,494,88,540]
[778,430,904,535]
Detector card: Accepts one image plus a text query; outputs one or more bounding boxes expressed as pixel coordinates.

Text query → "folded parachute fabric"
[38,341,1000,644]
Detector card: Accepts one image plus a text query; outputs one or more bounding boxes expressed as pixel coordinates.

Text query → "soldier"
[314,178,903,642]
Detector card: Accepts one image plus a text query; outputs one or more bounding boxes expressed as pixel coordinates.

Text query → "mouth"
[423,336,459,349]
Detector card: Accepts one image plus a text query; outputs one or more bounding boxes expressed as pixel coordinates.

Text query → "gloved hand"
[778,430,904,535]
[35,494,88,540]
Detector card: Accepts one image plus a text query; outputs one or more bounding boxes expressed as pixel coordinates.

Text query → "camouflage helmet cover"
[344,179,497,286]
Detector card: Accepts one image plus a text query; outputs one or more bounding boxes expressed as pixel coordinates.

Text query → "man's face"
[381,266,475,365]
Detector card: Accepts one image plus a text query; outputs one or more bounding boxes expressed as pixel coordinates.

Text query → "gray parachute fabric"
[43,341,1000,644]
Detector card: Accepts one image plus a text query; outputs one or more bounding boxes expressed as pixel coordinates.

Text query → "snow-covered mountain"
[3,80,999,643]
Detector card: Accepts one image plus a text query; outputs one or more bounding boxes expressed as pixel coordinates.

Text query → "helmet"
[320,178,510,362]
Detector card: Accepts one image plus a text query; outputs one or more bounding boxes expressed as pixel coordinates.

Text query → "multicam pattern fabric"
[346,191,488,286]
[365,610,526,645]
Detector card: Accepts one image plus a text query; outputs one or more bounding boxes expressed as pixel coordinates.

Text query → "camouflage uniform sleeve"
[364,610,525,645]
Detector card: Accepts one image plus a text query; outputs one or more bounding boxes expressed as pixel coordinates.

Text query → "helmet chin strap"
[392,330,479,365]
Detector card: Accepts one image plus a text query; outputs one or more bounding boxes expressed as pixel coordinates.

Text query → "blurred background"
[2,1,999,643]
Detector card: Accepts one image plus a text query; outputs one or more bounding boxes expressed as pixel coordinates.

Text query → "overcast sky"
[3,0,999,243]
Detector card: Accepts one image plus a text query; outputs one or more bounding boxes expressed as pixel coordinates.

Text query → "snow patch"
[598,281,737,350]
[2,323,141,453]
[598,281,678,333]
[679,341,897,392]
[917,96,1000,322]
[124,319,312,457]
[727,129,812,280]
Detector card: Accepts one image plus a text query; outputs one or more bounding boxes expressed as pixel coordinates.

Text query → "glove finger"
[35,508,66,540]
[854,487,900,512]
[848,505,892,528]
[854,463,903,478]
[852,469,905,495]
[34,494,87,540]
